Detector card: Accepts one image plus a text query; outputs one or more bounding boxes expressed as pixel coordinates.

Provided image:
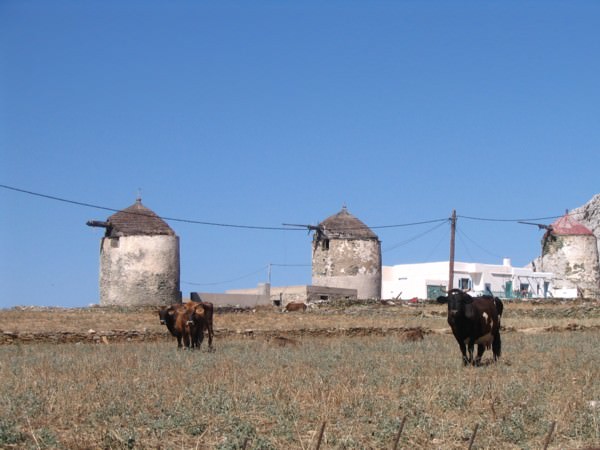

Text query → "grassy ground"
[0,300,599,449]
[1,299,599,337]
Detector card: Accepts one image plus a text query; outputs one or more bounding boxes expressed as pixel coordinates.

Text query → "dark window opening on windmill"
[320,295,329,301]
[321,239,330,250]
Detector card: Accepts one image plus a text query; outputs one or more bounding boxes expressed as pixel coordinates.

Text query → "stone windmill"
[538,211,600,298]
[87,198,181,306]
[310,206,382,300]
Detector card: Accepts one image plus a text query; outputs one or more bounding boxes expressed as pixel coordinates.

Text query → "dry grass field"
[0,299,599,449]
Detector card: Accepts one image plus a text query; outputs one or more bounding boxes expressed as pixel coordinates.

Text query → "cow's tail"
[493,329,502,360]
[494,297,504,317]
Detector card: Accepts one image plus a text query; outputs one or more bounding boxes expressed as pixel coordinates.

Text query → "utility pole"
[448,209,457,291]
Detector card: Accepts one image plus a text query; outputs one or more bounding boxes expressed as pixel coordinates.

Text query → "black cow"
[437,289,503,366]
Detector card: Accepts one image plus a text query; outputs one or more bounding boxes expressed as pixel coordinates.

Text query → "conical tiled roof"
[318,206,378,239]
[107,199,175,237]
[551,212,594,236]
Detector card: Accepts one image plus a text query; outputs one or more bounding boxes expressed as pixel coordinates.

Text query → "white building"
[382,258,554,300]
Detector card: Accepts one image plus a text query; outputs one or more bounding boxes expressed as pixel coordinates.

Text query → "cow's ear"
[436,296,448,304]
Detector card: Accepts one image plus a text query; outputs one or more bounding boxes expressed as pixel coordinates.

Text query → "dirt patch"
[2,323,599,345]
[1,299,599,345]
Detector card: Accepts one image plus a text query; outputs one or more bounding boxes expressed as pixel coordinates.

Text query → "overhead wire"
[424,222,451,260]
[455,227,475,261]
[382,219,449,253]
[3,182,586,287]
[455,226,503,259]
[0,183,449,230]
[3,183,579,230]
[458,213,564,223]
[269,263,311,267]
[0,183,300,231]
[182,263,310,286]
[182,265,269,286]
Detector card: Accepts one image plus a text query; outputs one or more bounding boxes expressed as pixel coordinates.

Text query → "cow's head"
[186,304,205,325]
[158,306,177,325]
[437,289,474,319]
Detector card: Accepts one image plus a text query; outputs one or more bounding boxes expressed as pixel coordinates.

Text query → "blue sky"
[1,1,599,307]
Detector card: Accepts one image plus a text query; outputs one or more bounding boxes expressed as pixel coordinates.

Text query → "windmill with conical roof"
[87,197,181,306]
[537,211,600,298]
[309,206,382,300]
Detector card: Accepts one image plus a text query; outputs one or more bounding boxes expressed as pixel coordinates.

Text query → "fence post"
[315,421,327,450]
[392,416,407,450]
[467,423,479,450]
[542,421,556,450]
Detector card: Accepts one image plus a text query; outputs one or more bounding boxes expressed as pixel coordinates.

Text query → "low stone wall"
[190,292,271,308]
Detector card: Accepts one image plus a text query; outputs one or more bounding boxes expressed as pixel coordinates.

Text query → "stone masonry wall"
[572,193,600,258]
[312,239,381,299]
[100,235,180,306]
[541,234,600,297]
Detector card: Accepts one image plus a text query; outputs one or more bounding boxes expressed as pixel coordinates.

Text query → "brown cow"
[158,304,197,350]
[284,302,307,312]
[186,301,215,352]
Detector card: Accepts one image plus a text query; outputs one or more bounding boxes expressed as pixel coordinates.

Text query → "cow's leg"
[176,335,182,348]
[474,344,485,366]
[467,341,476,366]
[196,323,204,350]
[456,338,469,366]
[207,322,214,352]
[183,331,191,349]
[190,325,197,349]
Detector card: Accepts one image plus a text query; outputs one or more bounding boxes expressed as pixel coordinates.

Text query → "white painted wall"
[382,259,555,300]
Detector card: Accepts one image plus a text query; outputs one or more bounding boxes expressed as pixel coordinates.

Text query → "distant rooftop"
[106,198,175,237]
[318,206,378,240]
[551,212,594,236]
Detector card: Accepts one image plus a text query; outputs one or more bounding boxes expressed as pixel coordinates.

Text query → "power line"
[458,214,564,223]
[425,223,451,260]
[182,265,269,286]
[1,182,578,231]
[269,263,311,267]
[182,262,310,287]
[0,183,449,231]
[382,220,449,253]
[455,226,503,259]
[370,218,449,229]
[0,183,305,231]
